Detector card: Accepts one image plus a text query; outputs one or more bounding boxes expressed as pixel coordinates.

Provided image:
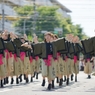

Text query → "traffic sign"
[54,30,58,34]
[41,31,47,34]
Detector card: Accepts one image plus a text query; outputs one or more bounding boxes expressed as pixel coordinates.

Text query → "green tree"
[13,5,60,38]
[61,18,88,39]
[13,5,88,41]
[13,5,34,35]
[36,6,60,31]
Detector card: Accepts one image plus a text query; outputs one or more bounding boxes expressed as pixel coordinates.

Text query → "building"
[50,0,71,18]
[0,0,30,32]
[0,0,71,32]
[27,0,71,18]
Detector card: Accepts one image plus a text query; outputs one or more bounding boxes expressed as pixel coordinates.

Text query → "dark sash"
[69,43,74,54]
[92,37,95,55]
[59,41,69,54]
[81,38,94,54]
[0,38,5,50]
[32,42,42,56]
[53,37,66,52]
[4,41,15,52]
[13,38,22,48]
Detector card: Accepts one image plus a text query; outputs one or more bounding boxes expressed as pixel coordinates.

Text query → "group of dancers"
[0,30,95,90]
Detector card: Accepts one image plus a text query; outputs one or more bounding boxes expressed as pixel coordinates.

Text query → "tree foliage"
[13,5,88,41]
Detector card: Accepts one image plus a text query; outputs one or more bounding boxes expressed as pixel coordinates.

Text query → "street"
[0,71,95,95]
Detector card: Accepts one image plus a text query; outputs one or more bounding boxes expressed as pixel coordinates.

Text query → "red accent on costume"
[20,52,25,61]
[14,54,17,62]
[54,52,60,61]
[35,56,39,61]
[44,55,52,66]
[87,58,90,62]
[0,54,3,65]
[30,56,33,63]
[74,56,77,64]
[5,49,9,59]
[9,52,12,57]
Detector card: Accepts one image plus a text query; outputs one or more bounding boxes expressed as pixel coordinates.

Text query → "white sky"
[58,0,95,37]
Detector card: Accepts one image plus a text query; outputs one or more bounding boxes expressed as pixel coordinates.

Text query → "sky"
[58,0,95,37]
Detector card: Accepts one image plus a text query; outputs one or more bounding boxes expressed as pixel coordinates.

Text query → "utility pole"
[32,0,36,34]
[2,0,5,32]
[23,19,26,34]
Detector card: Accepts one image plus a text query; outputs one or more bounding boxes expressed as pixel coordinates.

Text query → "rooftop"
[50,0,71,12]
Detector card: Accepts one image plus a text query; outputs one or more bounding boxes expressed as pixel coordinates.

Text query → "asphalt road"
[0,71,95,95]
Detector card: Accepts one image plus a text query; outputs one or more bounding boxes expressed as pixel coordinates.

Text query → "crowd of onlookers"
[79,58,84,71]
[79,57,95,71]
